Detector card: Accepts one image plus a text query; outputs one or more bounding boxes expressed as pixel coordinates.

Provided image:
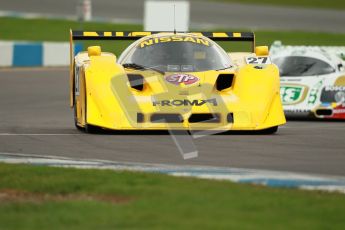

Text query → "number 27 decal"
[245,56,271,64]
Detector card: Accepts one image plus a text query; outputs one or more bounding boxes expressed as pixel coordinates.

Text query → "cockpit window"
[119,35,232,72]
[273,56,335,77]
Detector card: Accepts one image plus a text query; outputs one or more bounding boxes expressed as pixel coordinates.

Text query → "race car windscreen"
[119,36,232,72]
[273,56,335,77]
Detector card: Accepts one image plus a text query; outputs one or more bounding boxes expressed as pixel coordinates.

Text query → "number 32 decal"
[245,56,272,64]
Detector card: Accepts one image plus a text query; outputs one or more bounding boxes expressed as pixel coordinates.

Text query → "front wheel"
[84,124,103,134]
[73,96,84,131]
[75,92,103,134]
[259,126,278,134]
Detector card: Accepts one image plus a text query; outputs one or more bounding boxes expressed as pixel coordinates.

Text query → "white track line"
[1,152,345,194]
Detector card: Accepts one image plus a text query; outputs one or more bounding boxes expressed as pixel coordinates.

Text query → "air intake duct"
[216,74,234,91]
[127,74,144,91]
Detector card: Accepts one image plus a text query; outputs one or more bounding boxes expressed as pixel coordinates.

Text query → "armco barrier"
[0,41,83,67]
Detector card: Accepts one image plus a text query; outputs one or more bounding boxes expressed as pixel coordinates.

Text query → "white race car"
[270,41,345,119]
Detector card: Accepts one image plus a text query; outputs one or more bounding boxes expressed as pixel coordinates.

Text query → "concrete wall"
[0,40,83,67]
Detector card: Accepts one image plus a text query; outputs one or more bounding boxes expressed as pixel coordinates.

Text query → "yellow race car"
[69,31,285,133]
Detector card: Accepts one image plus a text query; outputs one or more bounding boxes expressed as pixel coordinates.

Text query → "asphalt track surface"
[1,0,345,33]
[1,68,345,177]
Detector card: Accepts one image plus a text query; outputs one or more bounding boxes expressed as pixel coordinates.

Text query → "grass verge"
[1,17,345,55]
[0,17,142,56]
[1,163,345,229]
[210,0,345,10]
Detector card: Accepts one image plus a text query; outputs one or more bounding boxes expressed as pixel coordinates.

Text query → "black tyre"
[74,104,84,131]
[84,124,103,134]
[260,126,278,134]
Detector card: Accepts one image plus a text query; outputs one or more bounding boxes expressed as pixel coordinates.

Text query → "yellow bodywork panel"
[71,31,285,132]
[73,55,285,131]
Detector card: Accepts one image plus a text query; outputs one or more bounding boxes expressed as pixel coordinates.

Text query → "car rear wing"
[69,30,255,58]
[71,30,255,42]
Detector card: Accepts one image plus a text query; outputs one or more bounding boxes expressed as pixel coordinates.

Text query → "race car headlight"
[127,74,144,91]
[335,91,345,103]
[216,74,234,91]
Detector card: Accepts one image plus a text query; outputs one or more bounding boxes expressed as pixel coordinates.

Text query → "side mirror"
[255,46,269,56]
[338,63,344,72]
[88,46,101,57]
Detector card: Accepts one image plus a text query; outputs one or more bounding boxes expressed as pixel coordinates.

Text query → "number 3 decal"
[245,57,272,65]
